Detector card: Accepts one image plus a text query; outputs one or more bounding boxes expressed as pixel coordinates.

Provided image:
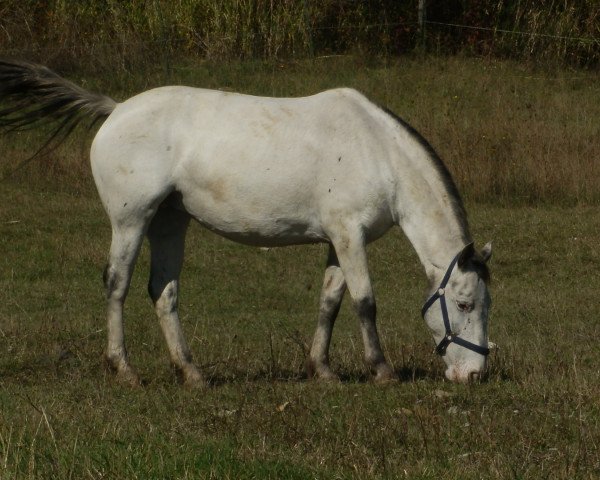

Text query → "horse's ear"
[480,241,492,263]
[457,242,475,267]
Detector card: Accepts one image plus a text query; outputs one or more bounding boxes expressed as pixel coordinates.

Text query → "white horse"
[0,59,492,386]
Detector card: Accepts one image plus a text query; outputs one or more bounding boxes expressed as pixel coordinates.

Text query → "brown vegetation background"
[1,1,598,71]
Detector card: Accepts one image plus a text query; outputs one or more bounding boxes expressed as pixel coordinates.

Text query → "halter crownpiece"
[421,246,490,357]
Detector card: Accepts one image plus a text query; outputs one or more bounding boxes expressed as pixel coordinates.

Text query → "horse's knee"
[103,264,121,299]
[323,280,345,305]
[149,278,178,315]
[354,296,376,320]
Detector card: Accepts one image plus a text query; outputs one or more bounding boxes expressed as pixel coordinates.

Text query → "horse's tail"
[0,58,117,153]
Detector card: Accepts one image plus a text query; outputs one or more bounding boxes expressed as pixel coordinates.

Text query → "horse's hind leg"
[104,223,147,386]
[306,246,346,381]
[147,206,204,388]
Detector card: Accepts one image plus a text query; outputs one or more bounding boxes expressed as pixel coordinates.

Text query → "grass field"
[1,57,599,478]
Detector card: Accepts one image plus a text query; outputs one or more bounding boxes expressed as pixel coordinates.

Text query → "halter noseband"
[421,249,490,357]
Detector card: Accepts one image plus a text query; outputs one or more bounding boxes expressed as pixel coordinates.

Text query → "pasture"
[1,57,599,478]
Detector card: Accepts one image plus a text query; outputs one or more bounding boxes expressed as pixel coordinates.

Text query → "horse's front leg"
[330,230,397,383]
[307,247,346,382]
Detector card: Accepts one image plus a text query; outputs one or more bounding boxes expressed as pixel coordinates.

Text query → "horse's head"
[422,242,492,384]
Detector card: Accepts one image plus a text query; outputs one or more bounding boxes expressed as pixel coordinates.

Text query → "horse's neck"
[386,120,471,281]
[400,202,469,281]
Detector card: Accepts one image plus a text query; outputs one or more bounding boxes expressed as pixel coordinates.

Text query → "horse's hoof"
[116,367,143,388]
[184,378,207,389]
[373,364,398,384]
[374,373,399,384]
[105,354,143,387]
[314,370,341,383]
[306,358,340,383]
[182,366,207,389]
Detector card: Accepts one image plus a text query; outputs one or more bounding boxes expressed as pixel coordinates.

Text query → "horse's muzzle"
[445,365,487,384]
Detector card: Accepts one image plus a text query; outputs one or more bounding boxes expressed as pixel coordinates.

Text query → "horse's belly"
[178,190,327,246]
[197,217,327,247]
[194,214,327,247]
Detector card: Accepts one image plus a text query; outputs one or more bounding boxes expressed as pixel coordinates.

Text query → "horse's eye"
[456,301,474,312]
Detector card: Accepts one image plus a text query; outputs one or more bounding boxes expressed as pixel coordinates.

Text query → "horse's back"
[91,86,396,245]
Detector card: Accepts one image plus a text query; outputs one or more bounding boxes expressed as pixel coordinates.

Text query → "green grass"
[1,57,600,478]
[1,184,600,479]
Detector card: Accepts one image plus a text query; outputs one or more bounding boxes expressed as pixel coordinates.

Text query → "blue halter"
[421,249,490,357]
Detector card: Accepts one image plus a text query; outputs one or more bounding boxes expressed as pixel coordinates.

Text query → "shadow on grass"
[204,365,437,386]
[396,366,437,382]
[0,354,510,388]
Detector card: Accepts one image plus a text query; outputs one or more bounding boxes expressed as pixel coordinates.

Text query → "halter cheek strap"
[421,250,490,357]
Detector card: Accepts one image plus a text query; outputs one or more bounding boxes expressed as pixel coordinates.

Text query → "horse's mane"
[379,106,471,239]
